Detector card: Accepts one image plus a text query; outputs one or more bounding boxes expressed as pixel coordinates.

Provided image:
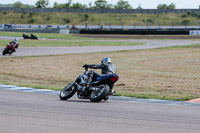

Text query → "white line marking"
[0,84,200,106]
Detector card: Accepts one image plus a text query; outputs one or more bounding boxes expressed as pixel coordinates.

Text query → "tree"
[35,0,49,8]
[89,2,93,8]
[157,3,176,9]
[13,1,23,8]
[65,0,72,8]
[136,4,142,9]
[168,3,176,9]
[53,0,73,8]
[157,4,168,9]
[72,3,87,9]
[53,2,58,8]
[106,4,114,9]
[94,0,108,9]
[114,0,132,9]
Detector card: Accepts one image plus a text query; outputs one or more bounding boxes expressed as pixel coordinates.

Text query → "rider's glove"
[82,64,88,68]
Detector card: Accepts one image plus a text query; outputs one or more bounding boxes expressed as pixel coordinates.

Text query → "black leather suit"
[86,62,116,83]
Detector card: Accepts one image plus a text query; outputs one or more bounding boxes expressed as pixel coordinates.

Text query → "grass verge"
[0,31,90,40]
[0,12,199,26]
[0,39,144,47]
[0,44,200,101]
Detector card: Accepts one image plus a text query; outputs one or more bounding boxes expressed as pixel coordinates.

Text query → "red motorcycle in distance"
[2,40,19,55]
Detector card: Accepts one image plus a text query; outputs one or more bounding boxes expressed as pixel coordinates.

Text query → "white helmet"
[101,57,111,64]
[14,38,18,42]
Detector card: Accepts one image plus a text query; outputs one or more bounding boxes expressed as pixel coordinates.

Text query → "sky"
[1,0,200,9]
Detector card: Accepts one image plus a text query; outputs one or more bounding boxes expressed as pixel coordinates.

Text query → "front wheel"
[2,47,8,55]
[89,84,109,102]
[59,83,77,100]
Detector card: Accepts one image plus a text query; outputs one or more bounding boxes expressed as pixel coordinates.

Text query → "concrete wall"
[0,7,200,14]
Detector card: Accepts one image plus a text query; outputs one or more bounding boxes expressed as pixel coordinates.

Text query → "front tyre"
[59,83,77,100]
[2,47,8,55]
[89,84,109,102]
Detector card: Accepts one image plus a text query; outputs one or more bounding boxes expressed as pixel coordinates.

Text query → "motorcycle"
[23,33,30,39]
[23,33,38,40]
[59,67,119,102]
[30,33,38,40]
[2,42,18,55]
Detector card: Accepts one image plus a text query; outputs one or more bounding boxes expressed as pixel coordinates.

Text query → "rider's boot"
[104,90,116,101]
[86,71,93,86]
[108,90,116,95]
[104,96,109,101]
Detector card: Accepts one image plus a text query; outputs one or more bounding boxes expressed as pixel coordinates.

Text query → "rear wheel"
[8,50,13,55]
[59,83,77,100]
[89,84,109,102]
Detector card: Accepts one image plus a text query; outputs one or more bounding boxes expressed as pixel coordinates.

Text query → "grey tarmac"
[1,39,200,57]
[0,89,200,133]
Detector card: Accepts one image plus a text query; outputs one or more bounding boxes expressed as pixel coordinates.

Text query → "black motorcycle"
[59,67,119,102]
[23,33,30,39]
[2,42,18,55]
[30,33,38,40]
[23,33,38,40]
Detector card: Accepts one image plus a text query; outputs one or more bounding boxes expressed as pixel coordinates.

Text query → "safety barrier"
[0,7,200,14]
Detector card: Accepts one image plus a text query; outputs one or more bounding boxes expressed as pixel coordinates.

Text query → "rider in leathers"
[83,57,116,85]
[9,38,19,52]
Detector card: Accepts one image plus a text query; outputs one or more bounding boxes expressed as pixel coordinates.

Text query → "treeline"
[1,0,177,9]
[0,2,34,8]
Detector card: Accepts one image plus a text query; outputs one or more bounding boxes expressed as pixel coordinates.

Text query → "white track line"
[0,84,200,106]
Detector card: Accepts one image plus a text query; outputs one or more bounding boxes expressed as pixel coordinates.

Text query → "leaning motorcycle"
[59,67,119,102]
[2,43,18,55]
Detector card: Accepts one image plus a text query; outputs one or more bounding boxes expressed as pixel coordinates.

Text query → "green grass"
[157,43,200,49]
[0,31,89,40]
[114,91,199,101]
[0,44,200,101]
[0,39,144,47]
[0,81,61,91]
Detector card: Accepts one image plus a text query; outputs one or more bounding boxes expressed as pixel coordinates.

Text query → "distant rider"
[9,38,19,52]
[30,33,38,39]
[23,32,30,39]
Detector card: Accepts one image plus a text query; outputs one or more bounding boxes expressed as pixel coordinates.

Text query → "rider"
[9,38,19,52]
[23,32,30,39]
[30,33,38,39]
[82,57,116,85]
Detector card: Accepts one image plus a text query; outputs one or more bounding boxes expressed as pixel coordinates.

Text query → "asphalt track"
[1,38,200,56]
[1,89,200,133]
[1,37,200,132]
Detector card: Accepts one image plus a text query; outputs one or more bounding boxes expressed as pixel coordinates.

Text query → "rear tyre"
[89,84,109,102]
[59,83,77,100]
[8,50,13,55]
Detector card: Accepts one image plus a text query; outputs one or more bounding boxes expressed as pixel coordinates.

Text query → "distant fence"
[0,7,200,14]
[80,29,189,35]
[0,28,190,35]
